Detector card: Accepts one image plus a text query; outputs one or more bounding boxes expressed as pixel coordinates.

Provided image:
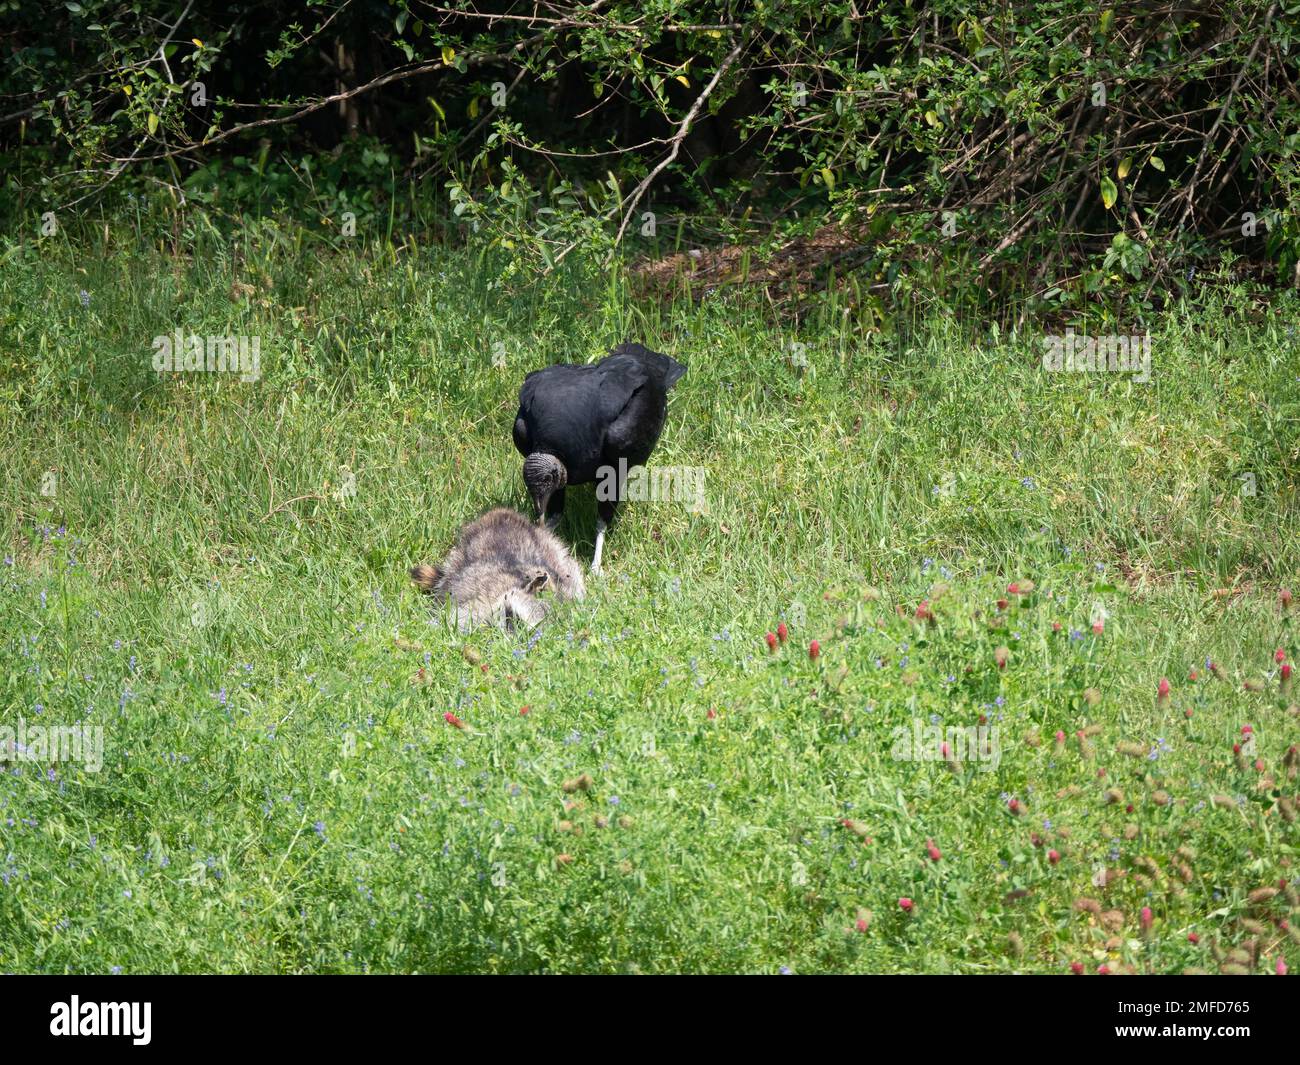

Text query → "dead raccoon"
[410,507,585,632]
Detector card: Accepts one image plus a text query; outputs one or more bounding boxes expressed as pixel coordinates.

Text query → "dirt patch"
[630,222,871,303]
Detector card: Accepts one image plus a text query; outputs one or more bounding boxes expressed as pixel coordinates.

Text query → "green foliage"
[4,2,1298,311]
[0,238,1298,971]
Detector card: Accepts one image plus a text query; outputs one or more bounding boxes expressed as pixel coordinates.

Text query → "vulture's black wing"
[608,342,687,390]
[594,353,668,470]
[513,345,684,483]
[515,360,649,482]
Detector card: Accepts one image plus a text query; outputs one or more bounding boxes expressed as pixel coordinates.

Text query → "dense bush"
[3,2,1298,310]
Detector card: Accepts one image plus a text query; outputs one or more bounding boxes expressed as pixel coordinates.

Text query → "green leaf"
[1100,175,1118,209]
[147,112,159,135]
[1149,154,1165,172]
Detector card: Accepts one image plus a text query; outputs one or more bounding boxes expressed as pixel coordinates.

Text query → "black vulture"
[512,342,687,573]
[410,508,586,631]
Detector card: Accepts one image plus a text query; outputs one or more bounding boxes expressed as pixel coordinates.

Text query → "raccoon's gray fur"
[410,507,585,632]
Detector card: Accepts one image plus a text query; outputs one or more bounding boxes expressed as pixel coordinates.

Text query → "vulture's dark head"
[522,452,567,523]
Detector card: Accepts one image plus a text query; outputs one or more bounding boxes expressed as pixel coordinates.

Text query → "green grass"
[1,231,1299,973]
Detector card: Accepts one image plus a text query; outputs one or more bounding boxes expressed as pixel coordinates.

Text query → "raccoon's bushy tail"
[409,564,442,594]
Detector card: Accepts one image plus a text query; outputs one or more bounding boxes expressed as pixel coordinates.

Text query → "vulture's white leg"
[591,519,607,575]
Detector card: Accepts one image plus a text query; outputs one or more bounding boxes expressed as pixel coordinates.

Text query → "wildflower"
[809,640,820,660]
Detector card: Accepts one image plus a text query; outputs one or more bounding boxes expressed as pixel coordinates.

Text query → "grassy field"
[1,232,1299,973]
